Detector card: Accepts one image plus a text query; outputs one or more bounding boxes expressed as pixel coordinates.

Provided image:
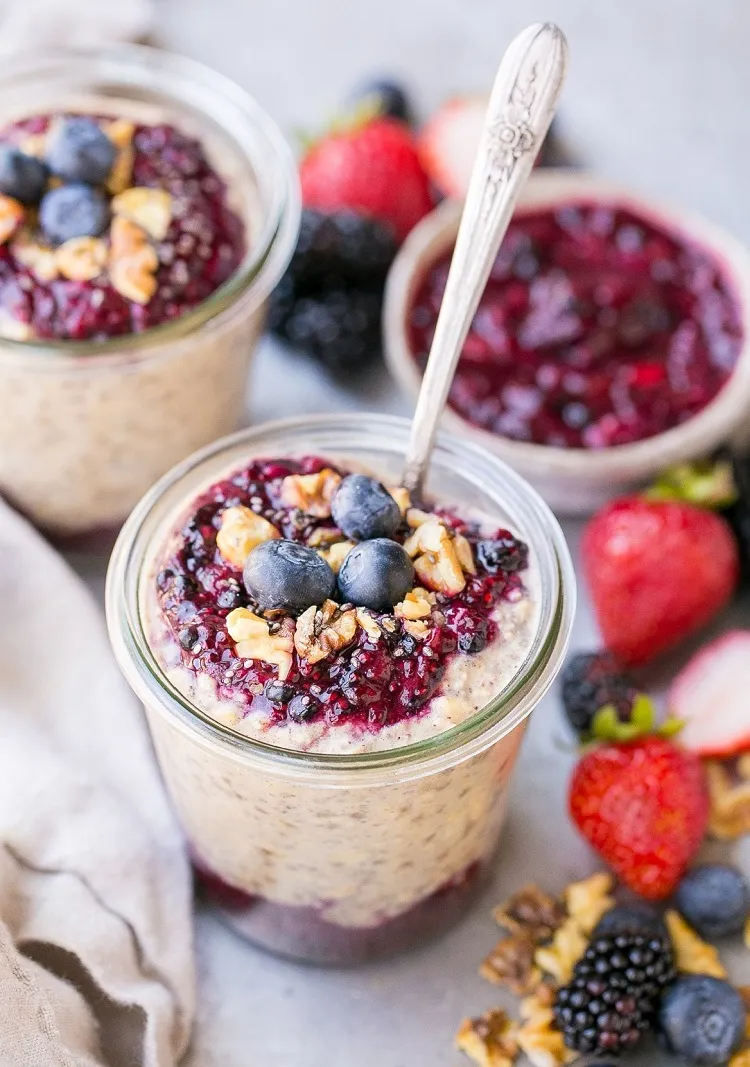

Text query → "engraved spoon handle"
[401,22,568,496]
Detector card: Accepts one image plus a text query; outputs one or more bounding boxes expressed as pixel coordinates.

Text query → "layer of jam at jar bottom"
[193,857,486,965]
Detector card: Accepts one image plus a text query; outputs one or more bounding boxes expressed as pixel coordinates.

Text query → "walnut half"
[279,469,341,518]
[216,506,280,568]
[226,608,295,680]
[294,600,358,664]
[404,519,467,596]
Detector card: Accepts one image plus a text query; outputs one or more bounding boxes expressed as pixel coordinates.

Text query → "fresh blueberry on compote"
[288,693,318,723]
[243,539,336,614]
[0,145,48,204]
[264,680,296,705]
[39,182,110,244]
[476,535,529,574]
[331,474,402,541]
[45,116,116,185]
[337,538,414,611]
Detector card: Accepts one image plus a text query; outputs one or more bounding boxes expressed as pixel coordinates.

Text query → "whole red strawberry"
[299,118,433,242]
[569,736,709,899]
[582,497,739,666]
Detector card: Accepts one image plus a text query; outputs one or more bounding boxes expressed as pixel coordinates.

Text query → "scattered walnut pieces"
[55,236,107,281]
[405,519,467,596]
[226,608,294,680]
[563,872,615,935]
[355,608,381,643]
[534,918,587,986]
[405,506,433,528]
[388,486,411,515]
[706,759,750,839]
[517,985,575,1067]
[11,231,58,281]
[104,119,136,194]
[456,1009,518,1067]
[307,526,346,549]
[294,600,357,664]
[480,933,541,996]
[109,215,159,304]
[216,505,280,568]
[112,186,173,240]
[0,195,24,245]
[394,586,435,622]
[279,469,341,518]
[316,540,353,575]
[493,885,566,943]
[665,910,727,978]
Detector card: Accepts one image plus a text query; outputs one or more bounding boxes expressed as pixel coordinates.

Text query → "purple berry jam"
[0,115,245,341]
[156,455,529,733]
[410,202,742,449]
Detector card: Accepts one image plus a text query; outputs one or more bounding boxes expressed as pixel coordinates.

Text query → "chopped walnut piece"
[729,1052,750,1067]
[226,608,294,680]
[216,505,280,568]
[665,911,727,978]
[454,533,477,574]
[706,760,750,839]
[516,985,575,1067]
[307,526,346,548]
[403,519,447,557]
[739,986,750,1039]
[112,186,173,240]
[403,619,430,640]
[406,506,433,528]
[19,132,47,157]
[11,232,58,281]
[455,1009,519,1067]
[0,195,24,245]
[563,873,615,935]
[480,934,541,996]
[316,540,353,575]
[534,918,587,986]
[388,486,411,515]
[493,885,566,943]
[405,519,466,596]
[394,587,435,621]
[355,608,381,643]
[294,600,358,664]
[109,215,159,304]
[55,236,107,281]
[104,119,136,194]
[279,469,341,518]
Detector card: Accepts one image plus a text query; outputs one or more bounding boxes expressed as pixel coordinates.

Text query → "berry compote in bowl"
[385,171,750,514]
[0,45,299,540]
[106,413,575,965]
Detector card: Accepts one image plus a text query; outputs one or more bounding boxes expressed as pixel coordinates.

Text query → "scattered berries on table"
[39,182,110,244]
[242,539,336,614]
[347,78,413,125]
[675,864,750,940]
[554,927,676,1054]
[299,117,433,242]
[331,474,402,541]
[568,736,710,899]
[0,145,48,204]
[560,650,638,738]
[659,975,746,1066]
[337,538,414,612]
[582,497,739,666]
[45,116,116,185]
[668,630,750,758]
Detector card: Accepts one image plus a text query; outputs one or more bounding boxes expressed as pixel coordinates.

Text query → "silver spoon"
[401,22,569,496]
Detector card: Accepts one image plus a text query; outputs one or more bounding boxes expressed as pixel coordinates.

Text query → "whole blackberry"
[554,929,676,1055]
[274,285,382,375]
[283,209,397,288]
[560,651,638,738]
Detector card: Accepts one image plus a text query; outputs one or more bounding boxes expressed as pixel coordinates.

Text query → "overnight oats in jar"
[107,414,574,964]
[0,46,299,539]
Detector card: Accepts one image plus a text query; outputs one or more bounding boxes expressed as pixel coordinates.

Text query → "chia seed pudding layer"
[137,451,540,943]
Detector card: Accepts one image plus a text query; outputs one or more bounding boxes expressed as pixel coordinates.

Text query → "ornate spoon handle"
[401,22,568,496]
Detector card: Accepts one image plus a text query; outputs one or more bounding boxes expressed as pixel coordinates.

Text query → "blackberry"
[347,78,413,125]
[560,651,638,738]
[273,284,383,375]
[283,209,397,288]
[554,929,676,1055]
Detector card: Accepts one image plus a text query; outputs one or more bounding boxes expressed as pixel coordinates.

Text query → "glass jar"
[0,46,299,540]
[106,414,575,965]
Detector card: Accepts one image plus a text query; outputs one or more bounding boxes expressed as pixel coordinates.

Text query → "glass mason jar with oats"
[107,413,575,965]
[0,45,299,540]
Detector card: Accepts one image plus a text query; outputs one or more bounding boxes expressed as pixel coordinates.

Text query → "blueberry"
[331,474,402,541]
[337,539,414,612]
[45,116,116,184]
[264,680,295,704]
[0,145,48,204]
[39,183,110,245]
[675,865,750,939]
[287,693,318,723]
[348,78,412,124]
[659,976,745,1066]
[243,539,335,614]
[593,903,668,940]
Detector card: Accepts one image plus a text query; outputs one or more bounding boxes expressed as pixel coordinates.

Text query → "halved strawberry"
[418,95,488,199]
[668,631,750,757]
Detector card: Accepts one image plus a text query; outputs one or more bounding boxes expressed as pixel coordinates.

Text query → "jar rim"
[106,413,576,783]
[0,44,300,363]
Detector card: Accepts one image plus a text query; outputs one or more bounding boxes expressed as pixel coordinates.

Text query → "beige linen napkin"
[0,499,194,1067]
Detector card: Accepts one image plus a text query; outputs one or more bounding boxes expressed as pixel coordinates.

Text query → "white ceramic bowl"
[384,170,750,515]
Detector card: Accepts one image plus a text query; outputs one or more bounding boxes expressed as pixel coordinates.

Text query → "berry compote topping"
[0,114,245,341]
[155,455,529,733]
[410,202,742,449]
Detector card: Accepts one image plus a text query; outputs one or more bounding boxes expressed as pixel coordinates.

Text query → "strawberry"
[669,630,750,757]
[299,118,433,242]
[582,497,739,666]
[569,736,709,900]
[418,95,489,199]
